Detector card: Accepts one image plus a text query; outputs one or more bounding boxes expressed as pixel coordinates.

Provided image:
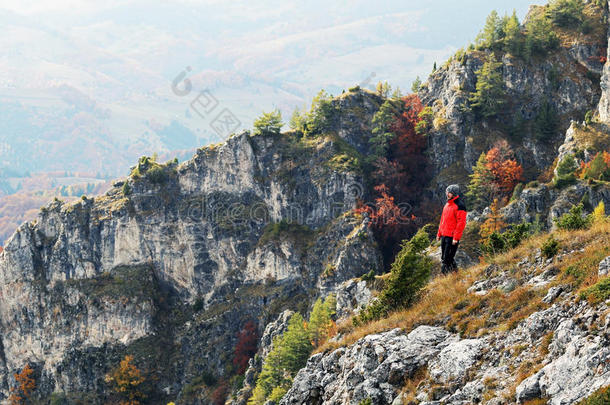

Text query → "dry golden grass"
[318,268,481,353]
[522,398,549,405]
[319,220,610,354]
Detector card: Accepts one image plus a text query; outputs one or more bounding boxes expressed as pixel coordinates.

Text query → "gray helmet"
[446,184,460,196]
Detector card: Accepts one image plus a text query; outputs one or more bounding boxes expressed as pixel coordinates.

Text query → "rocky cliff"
[280,224,610,405]
[0,91,385,403]
[2,1,610,404]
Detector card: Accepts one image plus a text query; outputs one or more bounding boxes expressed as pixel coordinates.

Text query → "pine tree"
[369,99,402,157]
[253,109,283,135]
[354,228,432,325]
[289,107,306,131]
[248,313,313,405]
[523,13,560,60]
[503,10,523,56]
[534,98,557,140]
[554,154,578,187]
[411,76,422,93]
[376,81,392,98]
[476,10,502,49]
[546,0,584,28]
[469,54,505,118]
[466,152,497,211]
[307,295,336,347]
[307,90,337,135]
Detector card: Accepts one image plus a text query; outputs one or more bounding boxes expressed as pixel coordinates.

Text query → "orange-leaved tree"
[9,363,36,405]
[485,139,523,198]
[105,355,146,405]
[355,184,418,269]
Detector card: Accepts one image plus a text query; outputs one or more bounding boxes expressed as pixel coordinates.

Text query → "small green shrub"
[146,166,168,184]
[541,235,560,258]
[553,155,578,188]
[482,223,531,255]
[354,228,432,326]
[580,277,610,304]
[193,298,204,312]
[564,265,587,284]
[554,203,592,230]
[50,392,68,405]
[510,182,525,201]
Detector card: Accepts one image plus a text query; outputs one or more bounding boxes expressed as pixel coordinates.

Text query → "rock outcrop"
[0,91,385,403]
[280,252,610,405]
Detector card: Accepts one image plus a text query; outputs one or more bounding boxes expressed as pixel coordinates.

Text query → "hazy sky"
[0,0,545,174]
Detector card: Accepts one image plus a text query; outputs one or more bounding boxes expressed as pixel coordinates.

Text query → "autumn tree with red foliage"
[485,140,523,198]
[355,184,418,268]
[233,320,259,375]
[362,93,434,268]
[467,140,523,209]
[9,364,36,405]
[371,94,429,207]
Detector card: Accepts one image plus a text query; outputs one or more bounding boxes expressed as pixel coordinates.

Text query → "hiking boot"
[441,263,450,274]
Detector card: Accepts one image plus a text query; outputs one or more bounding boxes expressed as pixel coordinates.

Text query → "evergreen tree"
[469,54,505,119]
[248,313,313,405]
[289,107,306,131]
[279,313,311,374]
[523,13,560,60]
[253,109,283,135]
[307,295,336,347]
[411,76,422,93]
[376,81,392,98]
[534,98,557,140]
[546,0,584,28]
[475,10,502,49]
[554,154,578,187]
[307,90,337,135]
[369,99,403,157]
[466,152,497,211]
[354,228,432,325]
[503,10,523,55]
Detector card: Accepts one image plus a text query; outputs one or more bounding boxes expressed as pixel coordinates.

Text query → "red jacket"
[437,195,467,241]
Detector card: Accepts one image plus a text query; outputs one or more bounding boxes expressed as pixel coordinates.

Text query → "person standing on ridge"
[436,184,467,274]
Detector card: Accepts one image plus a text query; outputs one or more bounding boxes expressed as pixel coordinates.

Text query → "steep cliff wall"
[0,91,385,403]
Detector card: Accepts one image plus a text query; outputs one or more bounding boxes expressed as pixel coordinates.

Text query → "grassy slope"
[320,219,610,352]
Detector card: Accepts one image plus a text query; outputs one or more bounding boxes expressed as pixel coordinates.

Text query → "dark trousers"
[440,236,459,273]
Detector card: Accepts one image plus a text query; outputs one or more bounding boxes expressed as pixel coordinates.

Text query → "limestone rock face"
[0,91,385,402]
[281,326,452,405]
[500,181,610,230]
[281,247,610,405]
[419,39,602,198]
[598,1,610,121]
